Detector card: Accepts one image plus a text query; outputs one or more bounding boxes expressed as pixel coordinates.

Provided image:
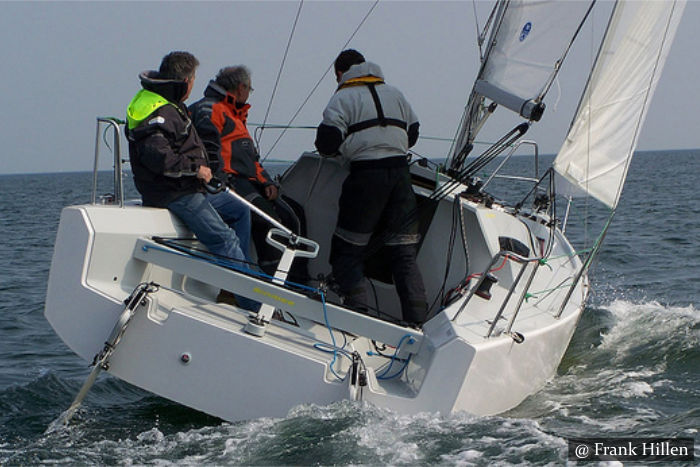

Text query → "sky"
[0,0,698,175]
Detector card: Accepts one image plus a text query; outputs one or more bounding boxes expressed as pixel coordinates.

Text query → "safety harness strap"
[346,83,407,136]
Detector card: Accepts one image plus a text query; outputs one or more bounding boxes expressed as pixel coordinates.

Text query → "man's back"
[318,61,419,162]
[127,70,207,208]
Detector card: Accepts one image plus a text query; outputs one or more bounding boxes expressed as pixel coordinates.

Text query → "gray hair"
[215,65,251,92]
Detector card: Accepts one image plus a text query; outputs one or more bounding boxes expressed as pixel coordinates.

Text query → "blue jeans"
[168,192,259,311]
[206,191,251,259]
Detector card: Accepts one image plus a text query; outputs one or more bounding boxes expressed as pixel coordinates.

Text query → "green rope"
[525,209,616,303]
[524,281,575,302]
[540,246,595,264]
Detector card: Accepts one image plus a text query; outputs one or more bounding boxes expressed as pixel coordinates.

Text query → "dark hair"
[158,51,199,81]
[334,49,365,74]
[215,65,251,92]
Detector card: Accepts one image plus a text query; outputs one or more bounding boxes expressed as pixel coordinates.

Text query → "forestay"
[553,0,686,209]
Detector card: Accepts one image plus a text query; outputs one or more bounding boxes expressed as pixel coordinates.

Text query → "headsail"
[450,0,595,168]
[553,0,686,209]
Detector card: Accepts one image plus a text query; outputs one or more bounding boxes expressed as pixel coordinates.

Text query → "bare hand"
[196,165,212,183]
[265,184,279,201]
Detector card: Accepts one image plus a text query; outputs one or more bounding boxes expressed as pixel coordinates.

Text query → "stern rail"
[92,117,126,207]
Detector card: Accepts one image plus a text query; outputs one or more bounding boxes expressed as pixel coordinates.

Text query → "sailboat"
[45,0,685,423]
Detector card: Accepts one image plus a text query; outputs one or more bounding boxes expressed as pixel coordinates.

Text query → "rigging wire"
[262,0,381,161]
[256,0,304,155]
[428,196,460,311]
[537,0,597,102]
[471,0,483,59]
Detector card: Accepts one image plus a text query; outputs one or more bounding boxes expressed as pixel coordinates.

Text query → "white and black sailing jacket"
[315,62,419,163]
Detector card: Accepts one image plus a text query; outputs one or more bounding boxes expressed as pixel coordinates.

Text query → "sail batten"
[553,0,686,209]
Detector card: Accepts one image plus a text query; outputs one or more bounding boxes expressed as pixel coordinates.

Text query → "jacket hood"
[203,80,228,100]
[338,61,385,85]
[139,70,189,104]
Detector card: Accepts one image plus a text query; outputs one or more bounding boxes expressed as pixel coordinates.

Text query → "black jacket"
[126,71,208,208]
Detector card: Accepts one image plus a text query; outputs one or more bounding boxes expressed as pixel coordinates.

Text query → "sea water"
[0,151,697,465]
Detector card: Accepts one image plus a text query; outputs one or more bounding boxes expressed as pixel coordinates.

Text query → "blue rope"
[315,291,349,381]
[375,334,415,380]
[144,241,319,293]
[142,242,256,275]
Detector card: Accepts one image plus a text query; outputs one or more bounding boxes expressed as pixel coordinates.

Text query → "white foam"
[136,427,165,443]
[620,381,654,398]
[569,407,659,431]
[440,449,483,465]
[600,300,699,358]
[533,300,699,411]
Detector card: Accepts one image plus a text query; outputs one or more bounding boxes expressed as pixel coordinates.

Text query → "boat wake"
[2,299,697,465]
[510,299,699,437]
[2,398,569,465]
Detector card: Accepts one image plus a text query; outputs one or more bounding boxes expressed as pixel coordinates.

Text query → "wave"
[2,300,697,465]
[510,299,699,437]
[2,401,575,466]
[596,300,699,365]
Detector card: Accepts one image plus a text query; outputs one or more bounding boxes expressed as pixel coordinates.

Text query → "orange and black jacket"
[189,81,273,188]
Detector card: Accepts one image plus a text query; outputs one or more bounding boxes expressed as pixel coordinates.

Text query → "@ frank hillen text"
[568,437,694,462]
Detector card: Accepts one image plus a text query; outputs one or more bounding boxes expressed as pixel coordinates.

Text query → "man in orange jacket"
[190,66,306,279]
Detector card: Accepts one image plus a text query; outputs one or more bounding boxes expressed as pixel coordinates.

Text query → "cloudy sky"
[1,0,697,175]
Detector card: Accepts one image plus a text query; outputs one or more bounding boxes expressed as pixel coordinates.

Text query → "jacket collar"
[338,75,385,91]
[337,61,385,88]
[203,80,227,100]
[204,80,250,117]
[139,70,188,104]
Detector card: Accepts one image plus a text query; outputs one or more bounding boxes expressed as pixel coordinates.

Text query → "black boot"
[389,244,428,326]
[343,284,369,313]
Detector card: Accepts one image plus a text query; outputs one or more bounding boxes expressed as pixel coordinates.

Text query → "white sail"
[451,0,594,166]
[553,0,686,209]
[477,0,594,116]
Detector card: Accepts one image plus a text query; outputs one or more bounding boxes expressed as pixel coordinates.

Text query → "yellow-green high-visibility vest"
[126,89,172,129]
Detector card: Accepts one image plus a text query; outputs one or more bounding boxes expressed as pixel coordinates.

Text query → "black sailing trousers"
[330,157,428,325]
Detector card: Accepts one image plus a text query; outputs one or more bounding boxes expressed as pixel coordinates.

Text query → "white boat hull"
[46,158,587,421]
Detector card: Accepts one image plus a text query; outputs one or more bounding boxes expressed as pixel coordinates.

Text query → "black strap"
[347,83,407,136]
[347,118,407,135]
[368,83,386,124]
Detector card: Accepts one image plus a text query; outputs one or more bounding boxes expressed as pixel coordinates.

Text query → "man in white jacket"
[315,49,427,327]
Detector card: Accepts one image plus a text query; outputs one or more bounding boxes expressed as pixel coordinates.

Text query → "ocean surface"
[0,150,697,465]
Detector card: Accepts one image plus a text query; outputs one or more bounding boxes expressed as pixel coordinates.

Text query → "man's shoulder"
[130,101,187,137]
[189,95,217,112]
[149,102,187,125]
[377,82,407,97]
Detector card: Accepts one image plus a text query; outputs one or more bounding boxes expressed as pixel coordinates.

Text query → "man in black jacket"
[126,51,256,310]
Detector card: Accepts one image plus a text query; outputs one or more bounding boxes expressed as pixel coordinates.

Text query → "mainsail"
[553,0,686,209]
[450,0,595,167]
